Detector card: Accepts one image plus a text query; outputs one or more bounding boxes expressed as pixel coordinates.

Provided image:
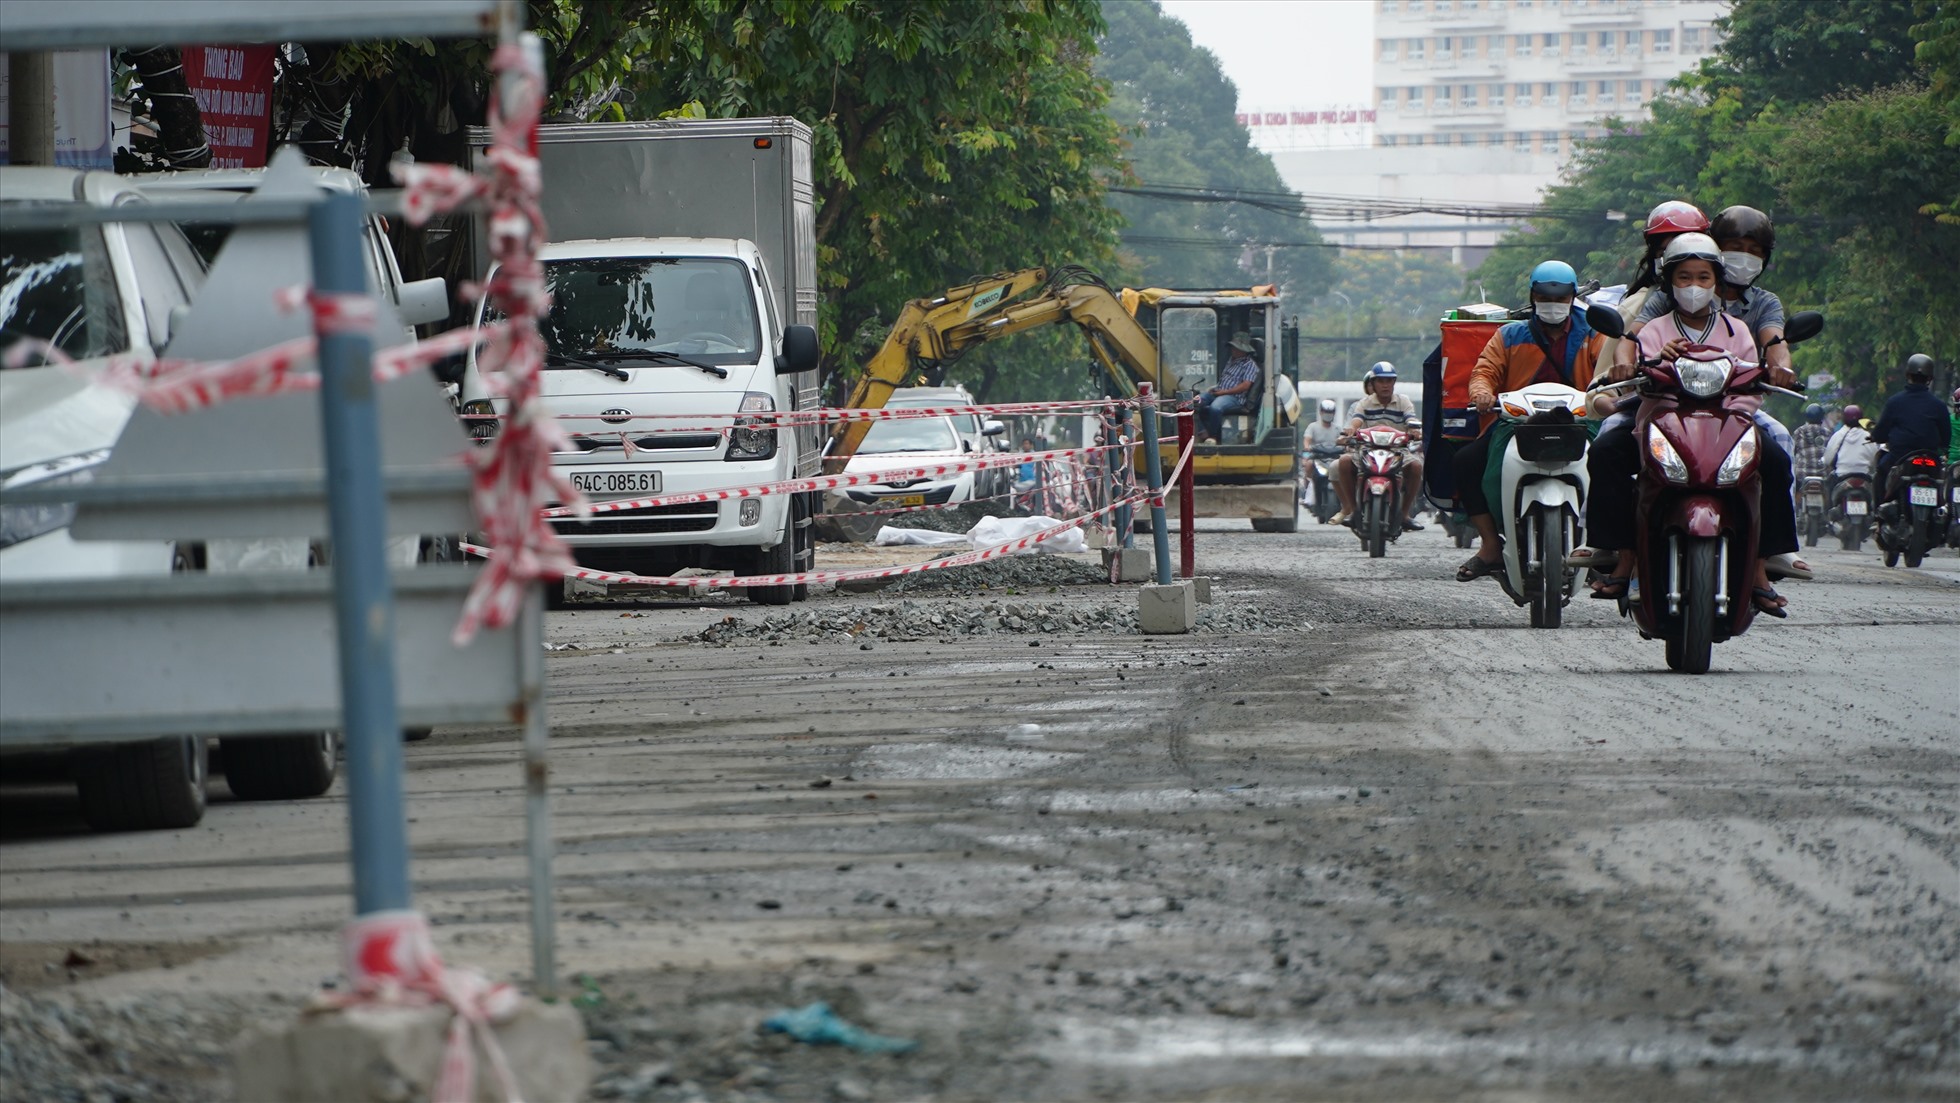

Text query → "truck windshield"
[0,222,129,367]
[858,417,960,454]
[534,256,761,366]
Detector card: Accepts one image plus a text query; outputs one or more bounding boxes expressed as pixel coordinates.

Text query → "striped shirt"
[1219,354,1259,393]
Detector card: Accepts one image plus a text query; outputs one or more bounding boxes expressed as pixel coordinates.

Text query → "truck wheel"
[222,732,339,801]
[74,737,207,832]
[743,526,796,606]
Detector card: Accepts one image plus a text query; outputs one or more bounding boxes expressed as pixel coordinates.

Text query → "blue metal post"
[1139,384,1173,585]
[311,191,412,915]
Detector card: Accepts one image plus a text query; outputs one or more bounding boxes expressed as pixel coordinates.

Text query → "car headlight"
[1646,427,1689,483]
[1677,357,1731,398]
[1716,431,1757,486]
[726,392,777,461]
[0,449,109,549]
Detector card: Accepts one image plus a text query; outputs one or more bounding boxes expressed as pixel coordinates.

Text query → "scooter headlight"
[1716,431,1758,486]
[1646,427,1689,483]
[1678,357,1732,398]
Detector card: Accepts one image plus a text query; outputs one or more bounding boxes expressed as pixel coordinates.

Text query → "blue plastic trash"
[761,1001,918,1055]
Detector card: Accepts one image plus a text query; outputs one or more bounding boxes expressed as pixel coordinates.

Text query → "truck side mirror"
[1784,311,1824,345]
[1584,302,1625,339]
[982,420,1006,437]
[777,324,819,375]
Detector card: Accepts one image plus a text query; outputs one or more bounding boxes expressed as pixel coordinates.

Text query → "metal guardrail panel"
[0,565,522,743]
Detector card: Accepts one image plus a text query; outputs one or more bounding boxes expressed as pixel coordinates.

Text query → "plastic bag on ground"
[760,1001,918,1055]
[966,515,1086,555]
[873,526,968,547]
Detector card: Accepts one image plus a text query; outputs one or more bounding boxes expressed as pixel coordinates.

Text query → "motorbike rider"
[1302,398,1344,515]
[1950,387,1960,464]
[1579,232,1800,617]
[1453,260,1607,581]
[1822,403,1877,495]
[1792,403,1832,482]
[1334,362,1424,530]
[1598,201,1711,376]
[1871,354,1953,495]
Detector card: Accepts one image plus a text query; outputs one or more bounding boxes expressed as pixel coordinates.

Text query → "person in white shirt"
[1822,404,1878,488]
[1334,362,1424,529]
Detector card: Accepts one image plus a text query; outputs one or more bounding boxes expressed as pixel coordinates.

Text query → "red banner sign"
[181,44,276,168]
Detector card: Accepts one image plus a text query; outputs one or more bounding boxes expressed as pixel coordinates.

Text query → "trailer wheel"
[74,737,207,832]
[222,732,339,801]
[1251,499,1300,533]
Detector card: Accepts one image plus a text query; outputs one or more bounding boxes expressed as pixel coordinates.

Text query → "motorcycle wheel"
[1528,507,1564,630]
[1840,518,1861,552]
[1366,496,1388,558]
[1905,522,1926,569]
[1884,541,1900,568]
[1677,537,1717,675]
[1804,511,1822,548]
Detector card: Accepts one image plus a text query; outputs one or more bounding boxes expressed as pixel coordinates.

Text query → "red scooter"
[1347,425,1413,558]
[1588,307,1822,674]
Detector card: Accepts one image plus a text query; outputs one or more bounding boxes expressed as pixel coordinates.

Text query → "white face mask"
[1673,284,1716,313]
[1721,251,1763,286]
[1533,301,1571,325]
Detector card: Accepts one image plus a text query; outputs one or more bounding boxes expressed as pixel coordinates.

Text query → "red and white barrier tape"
[538,442,1122,519]
[312,910,522,1103]
[460,396,1144,428]
[395,40,578,645]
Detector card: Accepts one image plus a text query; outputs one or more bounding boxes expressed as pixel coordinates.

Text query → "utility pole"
[6,52,58,165]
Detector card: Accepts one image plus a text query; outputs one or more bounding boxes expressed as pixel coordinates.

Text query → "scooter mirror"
[1784,311,1825,345]
[1584,302,1625,339]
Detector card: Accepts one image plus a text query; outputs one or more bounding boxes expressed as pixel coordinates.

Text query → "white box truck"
[461,118,821,603]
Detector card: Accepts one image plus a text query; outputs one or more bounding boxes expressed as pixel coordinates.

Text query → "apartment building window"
[1436,85,1454,105]
[1514,34,1533,57]
[1381,39,1399,61]
[1463,0,1479,9]
[1381,1,1400,11]
[1597,31,1614,54]
[1624,82,1643,105]
[1623,30,1641,54]
[1435,0,1453,11]
[1683,26,1704,53]
[1461,83,1479,107]
[1488,83,1506,107]
[1570,32,1588,57]
[1542,33,1561,57]
[1516,131,1533,152]
[1407,0,1424,11]
[1597,80,1614,104]
[1541,81,1557,103]
[1569,80,1587,107]
[1408,37,1426,60]
[1514,82,1534,105]
[1653,28,1673,54]
[1486,34,1506,58]
[1437,36,1455,61]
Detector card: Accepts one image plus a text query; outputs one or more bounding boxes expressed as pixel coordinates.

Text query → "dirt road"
[3,524,1956,1101]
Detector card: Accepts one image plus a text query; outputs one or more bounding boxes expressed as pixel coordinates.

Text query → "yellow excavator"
[824,266,1304,532]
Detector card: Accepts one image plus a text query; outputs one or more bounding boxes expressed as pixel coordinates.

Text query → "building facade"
[1374,0,1729,158]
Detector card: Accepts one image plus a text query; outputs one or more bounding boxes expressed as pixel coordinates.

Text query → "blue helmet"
[1529,260,1578,296]
[1803,403,1824,424]
[1366,361,1397,381]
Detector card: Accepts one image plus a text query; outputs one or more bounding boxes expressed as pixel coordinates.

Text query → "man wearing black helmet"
[1872,354,1953,494]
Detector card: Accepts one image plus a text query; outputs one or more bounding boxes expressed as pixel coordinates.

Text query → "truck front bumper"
[549,457,792,550]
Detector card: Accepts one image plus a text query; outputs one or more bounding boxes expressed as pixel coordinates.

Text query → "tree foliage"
[1472,0,1960,404]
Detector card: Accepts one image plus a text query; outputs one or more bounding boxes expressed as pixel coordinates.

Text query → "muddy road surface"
[3,524,1956,1101]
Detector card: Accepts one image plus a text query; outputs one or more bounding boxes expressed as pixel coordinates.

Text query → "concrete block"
[1190,576,1215,604]
[1101,546,1153,583]
[234,997,590,1103]
[1138,580,1197,634]
[565,577,606,598]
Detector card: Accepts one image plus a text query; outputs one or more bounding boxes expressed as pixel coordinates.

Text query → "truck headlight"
[0,449,108,549]
[461,399,500,445]
[1715,431,1757,486]
[726,392,777,461]
[1646,427,1689,483]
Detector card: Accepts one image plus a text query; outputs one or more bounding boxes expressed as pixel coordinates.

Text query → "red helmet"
[1842,404,1863,424]
[1645,200,1710,238]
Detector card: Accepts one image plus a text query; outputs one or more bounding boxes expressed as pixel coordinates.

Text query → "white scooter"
[1489,382,1592,628]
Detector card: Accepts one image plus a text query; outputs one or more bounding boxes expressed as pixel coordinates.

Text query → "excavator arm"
[824,268,1166,472]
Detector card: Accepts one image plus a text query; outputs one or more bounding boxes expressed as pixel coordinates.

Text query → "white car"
[0,166,337,831]
[885,385,1007,500]
[836,415,978,511]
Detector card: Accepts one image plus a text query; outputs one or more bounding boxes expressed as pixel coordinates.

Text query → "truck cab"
[460,236,817,602]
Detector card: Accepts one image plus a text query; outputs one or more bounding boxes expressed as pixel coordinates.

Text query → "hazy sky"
[1154,0,1377,111]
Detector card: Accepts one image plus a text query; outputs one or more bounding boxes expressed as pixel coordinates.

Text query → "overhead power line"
[1110,182,1611,224]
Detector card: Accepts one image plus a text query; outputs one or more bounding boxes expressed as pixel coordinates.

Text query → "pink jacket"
[1636,309,1756,364]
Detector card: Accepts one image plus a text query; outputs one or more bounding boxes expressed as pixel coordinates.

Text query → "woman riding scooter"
[1454,260,1608,582]
[1582,232,1799,617]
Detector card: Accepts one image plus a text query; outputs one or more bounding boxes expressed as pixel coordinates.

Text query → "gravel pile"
[682,597,1302,645]
[0,983,258,1102]
[880,554,1110,594]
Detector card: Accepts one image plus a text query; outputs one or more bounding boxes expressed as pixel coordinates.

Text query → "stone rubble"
[680,597,1303,645]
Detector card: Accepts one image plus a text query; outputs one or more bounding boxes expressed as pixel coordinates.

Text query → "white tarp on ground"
[872,515,1088,556]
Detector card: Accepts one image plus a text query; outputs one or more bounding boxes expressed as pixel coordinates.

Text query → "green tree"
[1296,250,1466,381]
[1704,0,1925,105]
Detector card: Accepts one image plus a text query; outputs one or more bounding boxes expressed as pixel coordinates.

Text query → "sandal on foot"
[1564,546,1619,570]
[1752,586,1789,618]
[1589,574,1631,600]
[1765,553,1814,581]
[1456,555,1500,582]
